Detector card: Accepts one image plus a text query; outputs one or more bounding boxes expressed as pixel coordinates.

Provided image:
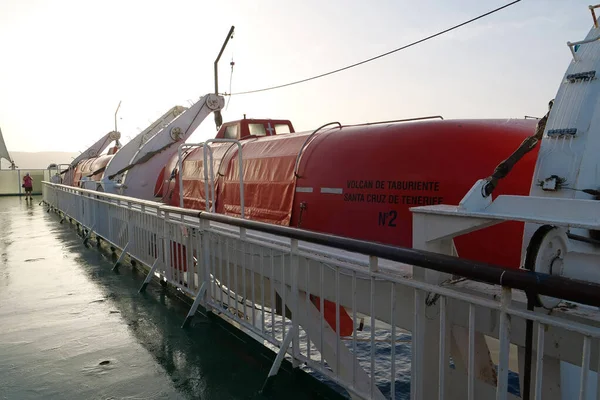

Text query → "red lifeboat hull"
[67,154,113,187]
[160,118,539,337]
[292,119,538,269]
[163,118,538,269]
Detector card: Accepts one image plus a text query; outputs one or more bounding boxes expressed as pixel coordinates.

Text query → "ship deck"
[0,195,341,400]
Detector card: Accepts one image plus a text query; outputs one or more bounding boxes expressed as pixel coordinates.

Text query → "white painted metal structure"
[39,7,600,399]
[412,6,600,400]
[101,105,187,192]
[43,182,600,400]
[521,18,600,287]
[62,130,121,186]
[109,94,224,200]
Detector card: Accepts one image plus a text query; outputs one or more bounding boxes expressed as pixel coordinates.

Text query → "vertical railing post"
[77,193,81,221]
[202,139,244,217]
[181,215,211,328]
[468,304,476,400]
[496,287,512,400]
[163,210,171,283]
[127,201,133,255]
[438,296,447,400]
[237,144,244,219]
[579,336,591,400]
[140,204,146,261]
[202,145,210,212]
[108,197,114,243]
[390,281,397,398]
[208,147,216,212]
[187,220,194,295]
[178,144,185,208]
[291,238,300,368]
[596,345,600,400]
[202,217,212,311]
[534,323,545,400]
[369,256,378,398]
[412,286,425,400]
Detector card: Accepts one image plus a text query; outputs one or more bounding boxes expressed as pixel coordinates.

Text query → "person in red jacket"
[23,173,33,200]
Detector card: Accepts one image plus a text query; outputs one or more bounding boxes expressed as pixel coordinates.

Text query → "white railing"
[43,182,600,400]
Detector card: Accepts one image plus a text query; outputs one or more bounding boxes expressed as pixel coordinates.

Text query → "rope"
[227,0,523,96]
[483,99,553,197]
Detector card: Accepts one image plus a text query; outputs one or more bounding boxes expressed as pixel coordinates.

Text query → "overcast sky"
[0,0,592,153]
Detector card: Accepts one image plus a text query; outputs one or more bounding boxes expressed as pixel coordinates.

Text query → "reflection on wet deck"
[0,196,338,400]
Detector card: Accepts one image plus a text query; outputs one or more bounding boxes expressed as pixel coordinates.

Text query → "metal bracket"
[112,242,130,271]
[83,224,96,246]
[260,324,298,395]
[138,258,160,293]
[567,34,600,61]
[181,282,207,328]
[458,179,493,211]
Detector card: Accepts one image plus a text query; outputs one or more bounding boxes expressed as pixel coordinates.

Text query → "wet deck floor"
[0,196,336,400]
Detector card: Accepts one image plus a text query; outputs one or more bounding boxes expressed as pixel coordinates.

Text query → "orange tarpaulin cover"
[176,134,308,226]
[169,133,354,337]
[216,135,307,225]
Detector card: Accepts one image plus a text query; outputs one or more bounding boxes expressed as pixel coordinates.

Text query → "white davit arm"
[62,130,121,186]
[102,105,187,182]
[109,93,224,200]
[69,130,121,167]
[128,94,223,167]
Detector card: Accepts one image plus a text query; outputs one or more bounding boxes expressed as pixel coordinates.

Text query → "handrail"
[342,115,444,128]
[204,139,245,219]
[567,34,600,61]
[215,142,239,177]
[203,145,216,212]
[44,181,600,308]
[176,139,245,217]
[52,163,71,175]
[158,205,600,309]
[590,4,600,28]
[177,143,215,210]
[292,117,444,178]
[45,182,163,208]
[293,122,341,178]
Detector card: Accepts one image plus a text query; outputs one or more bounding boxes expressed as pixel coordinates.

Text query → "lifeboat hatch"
[215,118,295,140]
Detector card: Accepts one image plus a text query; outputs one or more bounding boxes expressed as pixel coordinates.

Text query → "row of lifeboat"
[59,105,542,337]
[63,113,540,270]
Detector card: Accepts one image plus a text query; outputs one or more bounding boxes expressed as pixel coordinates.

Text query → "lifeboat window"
[249,123,267,136]
[224,125,238,139]
[275,124,291,134]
